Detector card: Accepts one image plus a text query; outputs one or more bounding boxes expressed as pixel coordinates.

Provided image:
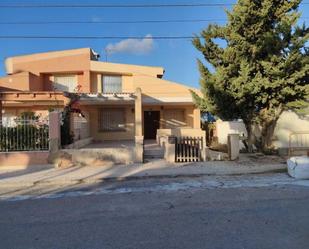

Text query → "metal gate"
[0,118,49,152]
[175,137,203,162]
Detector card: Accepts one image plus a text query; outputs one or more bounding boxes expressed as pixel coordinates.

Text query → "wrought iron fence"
[0,118,49,152]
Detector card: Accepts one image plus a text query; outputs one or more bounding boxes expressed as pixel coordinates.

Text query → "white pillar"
[165,136,176,163]
[228,134,240,160]
[134,88,144,163]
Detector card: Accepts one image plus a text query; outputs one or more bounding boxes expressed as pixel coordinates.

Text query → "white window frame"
[53,74,78,92]
[102,75,122,93]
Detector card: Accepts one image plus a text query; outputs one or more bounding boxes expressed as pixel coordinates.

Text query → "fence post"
[201,132,208,161]
[49,111,61,153]
[228,134,240,160]
[165,136,176,163]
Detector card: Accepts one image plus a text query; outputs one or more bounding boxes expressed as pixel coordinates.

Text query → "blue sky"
[0,0,308,88]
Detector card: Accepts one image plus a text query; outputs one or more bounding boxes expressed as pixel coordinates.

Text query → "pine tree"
[192,0,309,152]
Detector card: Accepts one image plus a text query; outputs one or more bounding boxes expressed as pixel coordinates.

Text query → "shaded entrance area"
[144,111,160,139]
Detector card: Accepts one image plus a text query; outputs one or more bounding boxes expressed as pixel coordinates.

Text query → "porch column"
[193,107,201,129]
[49,111,61,153]
[135,87,142,137]
[0,100,2,124]
[134,87,144,163]
[81,70,91,93]
[97,73,102,93]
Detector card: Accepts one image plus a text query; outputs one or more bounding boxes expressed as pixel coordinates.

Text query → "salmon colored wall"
[7,49,91,75]
[0,151,49,167]
[0,72,31,91]
[90,72,99,92]
[29,73,43,91]
[90,61,163,78]
[3,107,51,118]
[43,75,53,91]
[2,48,199,98]
[0,48,201,133]
[0,72,44,91]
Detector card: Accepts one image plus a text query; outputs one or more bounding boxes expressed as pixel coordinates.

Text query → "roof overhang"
[79,93,136,105]
[0,91,69,106]
[142,96,194,105]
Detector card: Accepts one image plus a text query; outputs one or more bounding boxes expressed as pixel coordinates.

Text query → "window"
[99,108,126,132]
[53,75,77,92]
[102,75,122,93]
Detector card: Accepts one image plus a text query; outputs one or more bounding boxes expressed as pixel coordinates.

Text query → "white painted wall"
[215,111,309,149]
[216,120,247,144]
[273,111,309,148]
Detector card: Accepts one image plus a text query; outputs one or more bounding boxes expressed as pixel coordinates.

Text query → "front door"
[144,111,160,139]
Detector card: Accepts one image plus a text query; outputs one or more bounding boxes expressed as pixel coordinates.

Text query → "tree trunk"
[244,121,255,153]
[260,107,283,152]
[261,119,278,151]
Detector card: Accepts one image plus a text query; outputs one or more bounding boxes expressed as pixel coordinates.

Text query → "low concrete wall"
[215,120,247,145]
[63,148,135,165]
[0,151,49,167]
[273,111,309,149]
[215,111,309,151]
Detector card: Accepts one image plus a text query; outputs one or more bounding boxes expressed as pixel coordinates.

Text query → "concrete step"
[144,149,164,159]
[144,149,164,155]
[144,154,164,159]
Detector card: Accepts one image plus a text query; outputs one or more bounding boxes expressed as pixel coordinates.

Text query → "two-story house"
[0,48,201,146]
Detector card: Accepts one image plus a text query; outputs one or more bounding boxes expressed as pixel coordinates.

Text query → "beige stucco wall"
[83,105,135,141]
[80,104,199,141]
[134,76,197,97]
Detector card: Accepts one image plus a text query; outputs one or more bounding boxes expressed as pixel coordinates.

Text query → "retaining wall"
[0,151,49,167]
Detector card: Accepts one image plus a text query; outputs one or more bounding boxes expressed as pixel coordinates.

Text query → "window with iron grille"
[102,75,122,93]
[99,108,126,132]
